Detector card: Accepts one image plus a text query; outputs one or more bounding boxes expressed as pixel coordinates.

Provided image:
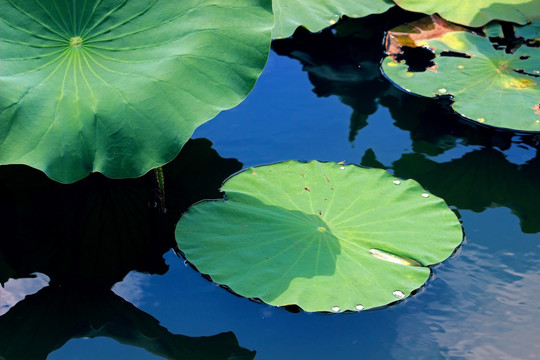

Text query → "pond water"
[1,12,540,360]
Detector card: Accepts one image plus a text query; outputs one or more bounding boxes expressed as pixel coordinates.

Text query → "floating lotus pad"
[393,0,540,27]
[271,0,394,39]
[382,26,540,132]
[176,161,462,312]
[0,0,272,182]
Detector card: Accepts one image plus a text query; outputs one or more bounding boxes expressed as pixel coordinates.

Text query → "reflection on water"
[392,211,540,359]
[0,139,248,359]
[112,272,151,308]
[0,284,255,360]
[0,274,48,316]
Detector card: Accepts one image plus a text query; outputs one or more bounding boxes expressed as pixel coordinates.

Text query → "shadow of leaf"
[0,284,255,360]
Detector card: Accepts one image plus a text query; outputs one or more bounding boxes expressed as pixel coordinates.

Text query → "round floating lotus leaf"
[393,0,540,27]
[382,29,540,132]
[0,0,272,183]
[176,161,462,312]
[272,0,394,39]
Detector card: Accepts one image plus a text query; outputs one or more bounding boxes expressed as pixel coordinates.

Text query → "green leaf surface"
[382,28,540,131]
[272,0,394,39]
[176,161,462,312]
[0,0,272,183]
[393,0,540,27]
[515,22,540,41]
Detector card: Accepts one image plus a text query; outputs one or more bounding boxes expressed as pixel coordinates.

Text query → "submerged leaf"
[382,22,540,131]
[175,161,462,312]
[0,0,272,182]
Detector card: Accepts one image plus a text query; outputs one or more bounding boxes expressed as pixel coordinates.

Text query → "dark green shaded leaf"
[0,0,271,182]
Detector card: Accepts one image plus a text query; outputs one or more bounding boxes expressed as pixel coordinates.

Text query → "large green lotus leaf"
[176,161,462,312]
[272,0,394,39]
[0,0,272,183]
[393,0,540,27]
[382,29,540,131]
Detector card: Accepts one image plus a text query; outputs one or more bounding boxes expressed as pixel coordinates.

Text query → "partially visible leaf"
[382,23,540,131]
[393,0,540,27]
[515,22,540,42]
[272,0,394,39]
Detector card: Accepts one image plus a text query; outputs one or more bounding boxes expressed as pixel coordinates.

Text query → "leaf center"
[70,36,83,48]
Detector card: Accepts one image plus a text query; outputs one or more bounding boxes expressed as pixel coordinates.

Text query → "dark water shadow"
[0,284,255,360]
[0,138,248,358]
[361,147,540,234]
[0,138,241,287]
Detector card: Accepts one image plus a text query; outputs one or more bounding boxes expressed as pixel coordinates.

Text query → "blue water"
[3,18,540,360]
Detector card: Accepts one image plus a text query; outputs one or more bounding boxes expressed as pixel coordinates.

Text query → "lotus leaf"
[382,26,540,131]
[272,0,394,39]
[393,0,540,27]
[175,161,462,312]
[0,0,272,183]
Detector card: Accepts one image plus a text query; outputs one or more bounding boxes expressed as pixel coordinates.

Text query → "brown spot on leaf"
[304,187,310,192]
[300,173,305,177]
[508,78,537,89]
[317,210,322,215]
[325,175,330,182]
[385,15,469,59]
